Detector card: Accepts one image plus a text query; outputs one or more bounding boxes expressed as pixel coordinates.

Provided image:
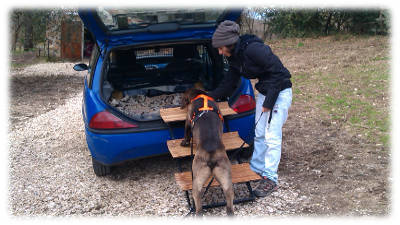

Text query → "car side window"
[87,44,99,89]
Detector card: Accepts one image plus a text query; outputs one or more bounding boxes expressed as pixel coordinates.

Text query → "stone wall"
[46,16,62,58]
[45,14,81,59]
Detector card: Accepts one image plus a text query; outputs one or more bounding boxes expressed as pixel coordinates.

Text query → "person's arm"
[208,65,241,100]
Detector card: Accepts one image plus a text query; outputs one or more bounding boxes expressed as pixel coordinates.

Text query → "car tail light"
[89,111,138,129]
[231,94,256,113]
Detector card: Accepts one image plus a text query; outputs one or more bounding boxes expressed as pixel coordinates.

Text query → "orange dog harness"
[190,94,224,125]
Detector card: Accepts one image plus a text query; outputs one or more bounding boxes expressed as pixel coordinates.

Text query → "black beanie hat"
[212,20,240,48]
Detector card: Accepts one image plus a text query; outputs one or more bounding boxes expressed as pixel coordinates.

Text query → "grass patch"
[10,63,26,69]
[317,64,389,147]
[372,56,390,61]
[288,36,390,148]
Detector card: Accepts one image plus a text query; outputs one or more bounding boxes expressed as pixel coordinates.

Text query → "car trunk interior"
[101,41,226,121]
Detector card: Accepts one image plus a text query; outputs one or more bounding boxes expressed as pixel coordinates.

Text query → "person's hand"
[262,107,270,112]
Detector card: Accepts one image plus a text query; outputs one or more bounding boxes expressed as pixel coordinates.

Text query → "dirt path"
[281,104,389,215]
[9,63,85,129]
[11,51,37,65]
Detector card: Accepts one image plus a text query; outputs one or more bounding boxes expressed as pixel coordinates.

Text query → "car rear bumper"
[84,111,255,166]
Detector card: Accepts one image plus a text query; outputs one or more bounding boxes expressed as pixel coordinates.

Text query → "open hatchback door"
[79,8,242,52]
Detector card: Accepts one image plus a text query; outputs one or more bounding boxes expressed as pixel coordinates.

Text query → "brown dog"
[180,88,234,216]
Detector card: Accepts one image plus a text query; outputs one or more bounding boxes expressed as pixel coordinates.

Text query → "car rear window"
[135,48,173,59]
[96,8,225,31]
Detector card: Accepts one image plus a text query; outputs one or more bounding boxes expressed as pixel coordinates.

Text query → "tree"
[10,8,79,54]
[253,8,390,38]
[23,11,34,51]
[241,8,258,34]
[10,10,23,51]
[321,9,334,35]
[252,7,273,41]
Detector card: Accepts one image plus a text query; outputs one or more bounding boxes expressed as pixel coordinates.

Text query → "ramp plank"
[160,101,236,123]
[167,131,248,158]
[174,163,261,191]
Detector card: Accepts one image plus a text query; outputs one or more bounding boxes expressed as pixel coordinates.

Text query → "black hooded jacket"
[209,34,292,109]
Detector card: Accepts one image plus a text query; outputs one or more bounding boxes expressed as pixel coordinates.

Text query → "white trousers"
[249,88,292,184]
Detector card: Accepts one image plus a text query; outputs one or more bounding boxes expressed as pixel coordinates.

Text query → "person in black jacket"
[209,20,292,197]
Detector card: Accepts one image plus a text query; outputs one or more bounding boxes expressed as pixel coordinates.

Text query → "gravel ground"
[9,63,84,128]
[8,63,309,217]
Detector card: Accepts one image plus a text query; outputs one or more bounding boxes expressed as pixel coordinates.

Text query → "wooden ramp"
[174,163,261,191]
[167,131,248,158]
[160,101,236,123]
[161,101,259,210]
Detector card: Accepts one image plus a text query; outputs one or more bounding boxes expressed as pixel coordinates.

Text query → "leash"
[185,126,196,217]
[229,110,267,162]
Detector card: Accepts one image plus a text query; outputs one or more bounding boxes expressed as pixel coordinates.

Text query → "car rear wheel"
[92,158,111,176]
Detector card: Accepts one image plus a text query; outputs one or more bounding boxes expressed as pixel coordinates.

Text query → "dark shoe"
[253,177,278,197]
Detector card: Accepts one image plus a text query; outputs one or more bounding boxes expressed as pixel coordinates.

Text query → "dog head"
[180,88,208,109]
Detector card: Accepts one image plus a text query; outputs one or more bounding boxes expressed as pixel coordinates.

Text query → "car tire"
[92,158,111,176]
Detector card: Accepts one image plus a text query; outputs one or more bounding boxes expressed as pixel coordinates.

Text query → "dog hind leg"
[213,163,234,216]
[192,163,212,215]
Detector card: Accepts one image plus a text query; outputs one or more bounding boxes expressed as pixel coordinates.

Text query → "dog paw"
[180,140,190,147]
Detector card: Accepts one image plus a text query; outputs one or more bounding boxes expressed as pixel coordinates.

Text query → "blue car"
[74,8,256,176]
